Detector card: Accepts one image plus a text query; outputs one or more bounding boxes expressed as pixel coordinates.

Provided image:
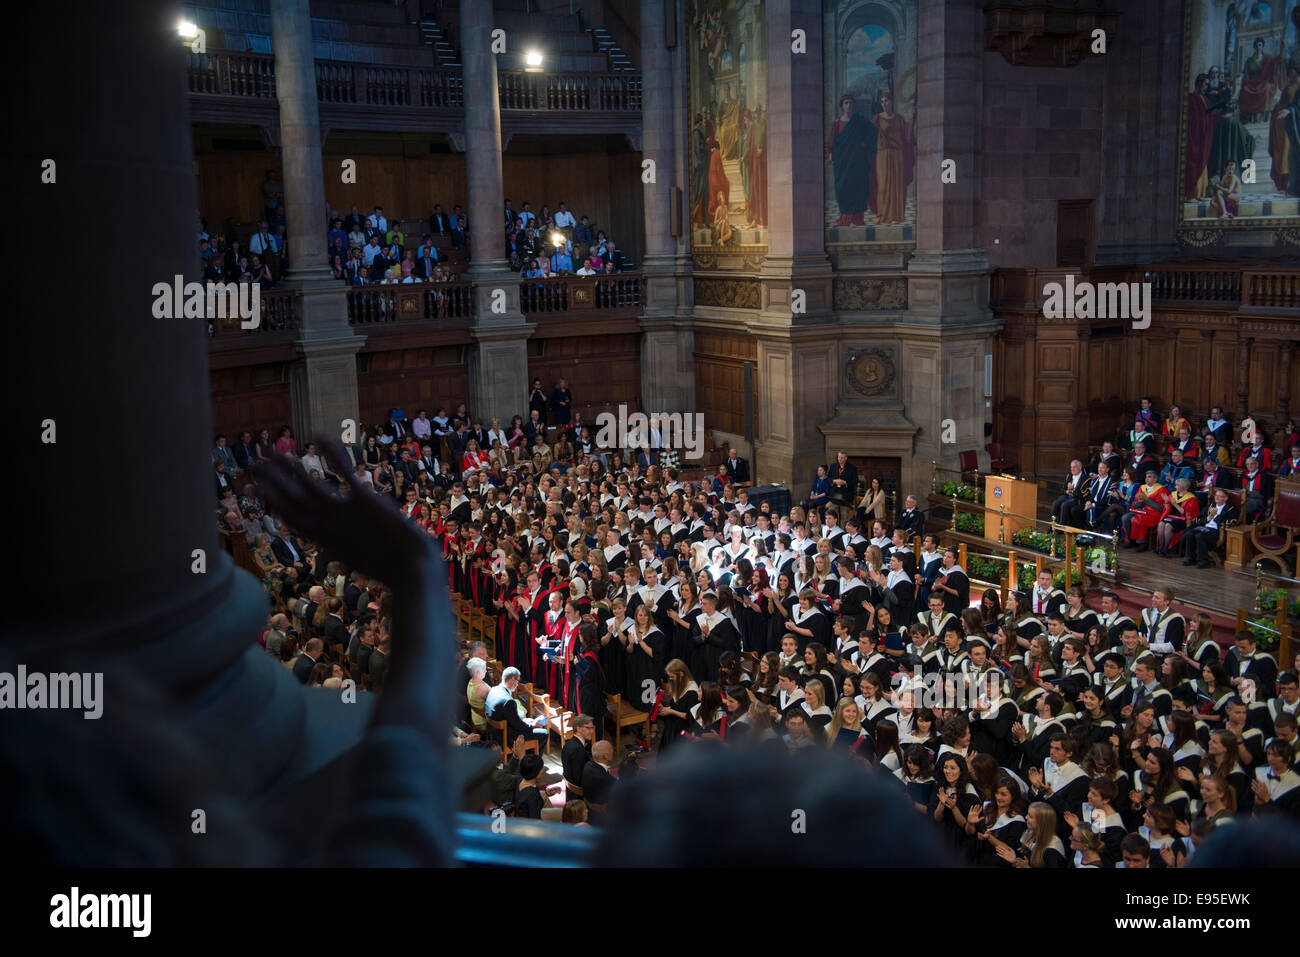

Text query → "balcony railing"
[208,286,298,336]
[186,51,639,113]
[497,71,642,112]
[518,275,642,314]
[347,281,474,325]
[994,265,1300,312]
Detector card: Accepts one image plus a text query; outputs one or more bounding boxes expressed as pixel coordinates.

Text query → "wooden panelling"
[357,348,467,427]
[992,268,1300,478]
[693,327,758,439]
[528,333,642,422]
[210,365,291,439]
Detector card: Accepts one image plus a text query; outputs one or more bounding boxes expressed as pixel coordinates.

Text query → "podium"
[984,475,1038,542]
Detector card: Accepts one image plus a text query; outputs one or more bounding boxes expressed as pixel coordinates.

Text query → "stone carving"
[694,277,761,309]
[846,348,897,397]
[1176,227,1225,250]
[833,277,907,310]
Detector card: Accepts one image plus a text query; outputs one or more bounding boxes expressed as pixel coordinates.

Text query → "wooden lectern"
[984,475,1038,543]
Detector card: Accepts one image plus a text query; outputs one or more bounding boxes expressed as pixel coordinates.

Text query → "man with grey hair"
[485,667,549,749]
[580,739,618,824]
[263,614,290,657]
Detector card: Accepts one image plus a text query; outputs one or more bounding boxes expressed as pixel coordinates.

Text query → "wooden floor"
[1115,547,1258,615]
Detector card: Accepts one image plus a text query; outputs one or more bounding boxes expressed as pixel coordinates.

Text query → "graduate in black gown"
[784,589,831,653]
[691,590,741,683]
[626,563,678,636]
[600,598,632,706]
[656,658,700,752]
[572,625,606,733]
[667,578,703,667]
[764,572,798,654]
[969,777,1029,868]
[624,604,668,713]
[931,548,970,617]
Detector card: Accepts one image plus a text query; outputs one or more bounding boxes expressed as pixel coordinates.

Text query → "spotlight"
[525,50,543,67]
[178,20,199,39]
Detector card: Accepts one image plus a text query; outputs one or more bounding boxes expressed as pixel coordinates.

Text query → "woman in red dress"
[1155,478,1199,556]
[1123,469,1169,551]
[460,438,489,480]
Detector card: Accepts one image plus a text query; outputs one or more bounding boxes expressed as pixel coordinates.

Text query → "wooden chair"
[986,442,1018,474]
[1248,478,1300,574]
[488,715,540,756]
[604,692,651,754]
[959,450,980,485]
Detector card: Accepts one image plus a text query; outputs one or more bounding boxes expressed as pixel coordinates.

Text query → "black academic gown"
[692,612,741,683]
[624,625,668,712]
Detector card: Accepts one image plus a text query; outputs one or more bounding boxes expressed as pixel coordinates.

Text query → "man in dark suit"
[272,527,310,579]
[413,242,438,280]
[485,667,549,748]
[896,494,925,539]
[563,715,596,791]
[522,409,546,447]
[1088,441,1123,478]
[214,460,233,500]
[429,205,452,233]
[450,215,467,248]
[1075,460,1114,529]
[293,638,323,684]
[580,740,618,823]
[346,620,376,681]
[826,451,857,506]
[322,598,350,649]
[1052,459,1088,524]
[232,430,259,470]
[1182,487,1238,568]
[724,448,750,484]
[367,635,391,691]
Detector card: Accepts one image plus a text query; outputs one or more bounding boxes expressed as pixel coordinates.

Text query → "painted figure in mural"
[1269,63,1300,193]
[712,190,734,245]
[718,82,742,160]
[828,93,876,226]
[1207,95,1257,182]
[744,104,768,227]
[1209,160,1242,218]
[1238,35,1286,121]
[707,138,730,225]
[739,109,752,201]
[869,89,915,225]
[690,113,710,225]
[1186,73,1216,199]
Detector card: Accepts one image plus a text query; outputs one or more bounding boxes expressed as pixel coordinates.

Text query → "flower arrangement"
[954,512,985,534]
[940,480,983,502]
[966,555,1004,584]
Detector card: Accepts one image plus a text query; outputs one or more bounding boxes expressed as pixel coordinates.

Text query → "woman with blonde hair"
[997,801,1066,868]
[656,658,699,751]
[827,698,873,758]
[1180,612,1220,668]
[800,679,833,731]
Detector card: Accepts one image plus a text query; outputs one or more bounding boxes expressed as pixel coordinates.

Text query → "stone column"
[902,0,1001,491]
[753,0,836,488]
[639,0,694,417]
[9,0,369,857]
[271,0,364,440]
[461,0,531,424]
